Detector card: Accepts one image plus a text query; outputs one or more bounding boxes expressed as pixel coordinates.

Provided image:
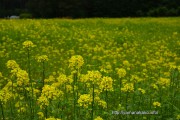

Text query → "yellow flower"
[86,70,102,84]
[0,87,12,103]
[157,77,170,87]
[176,115,180,120]
[37,112,44,119]
[151,84,158,90]
[138,88,146,94]
[6,60,19,69]
[0,72,3,78]
[94,116,103,120]
[116,68,126,78]
[123,60,130,67]
[153,101,161,108]
[69,55,84,70]
[99,76,113,91]
[45,117,61,120]
[37,95,49,109]
[78,94,92,108]
[37,55,49,62]
[121,83,134,92]
[23,40,35,49]
[41,85,63,100]
[98,100,107,108]
[16,69,29,86]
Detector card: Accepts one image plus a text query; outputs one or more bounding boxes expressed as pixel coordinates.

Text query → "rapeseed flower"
[16,69,29,86]
[37,55,49,62]
[0,88,12,103]
[153,101,161,108]
[99,76,113,91]
[138,88,146,94]
[176,115,180,120]
[45,117,61,120]
[157,77,170,87]
[94,116,103,120]
[23,40,35,49]
[116,68,126,78]
[37,112,44,119]
[121,83,134,92]
[69,55,84,70]
[78,94,92,108]
[6,60,19,69]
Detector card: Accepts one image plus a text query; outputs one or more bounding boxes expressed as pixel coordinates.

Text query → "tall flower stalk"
[23,40,35,119]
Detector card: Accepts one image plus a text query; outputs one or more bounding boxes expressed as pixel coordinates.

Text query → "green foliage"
[20,13,33,19]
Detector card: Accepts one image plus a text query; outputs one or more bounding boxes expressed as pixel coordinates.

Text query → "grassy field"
[0,18,180,120]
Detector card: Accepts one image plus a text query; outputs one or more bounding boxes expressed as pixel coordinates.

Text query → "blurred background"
[0,0,180,18]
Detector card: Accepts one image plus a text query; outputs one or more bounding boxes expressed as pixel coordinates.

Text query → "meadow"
[0,18,180,120]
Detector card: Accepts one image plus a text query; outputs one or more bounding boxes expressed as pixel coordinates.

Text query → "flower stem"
[91,84,95,120]
[0,101,5,120]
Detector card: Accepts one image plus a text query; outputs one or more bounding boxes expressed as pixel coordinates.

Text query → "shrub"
[19,13,32,19]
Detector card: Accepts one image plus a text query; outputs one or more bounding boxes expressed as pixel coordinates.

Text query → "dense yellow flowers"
[41,85,63,100]
[157,77,170,87]
[37,55,49,62]
[38,85,63,109]
[16,69,29,86]
[69,55,84,70]
[6,60,19,69]
[22,40,35,49]
[116,68,126,78]
[78,94,92,108]
[121,83,134,92]
[0,88,12,103]
[0,18,179,120]
[37,111,44,119]
[99,76,113,91]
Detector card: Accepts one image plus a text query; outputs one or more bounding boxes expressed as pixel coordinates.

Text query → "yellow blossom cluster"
[22,40,35,49]
[6,60,19,69]
[121,83,134,92]
[78,94,92,108]
[37,112,44,119]
[37,55,49,62]
[16,69,29,86]
[69,55,84,70]
[123,60,130,67]
[138,88,146,94]
[153,101,161,108]
[94,116,103,120]
[56,73,68,85]
[6,60,29,86]
[38,85,63,109]
[85,70,102,84]
[99,76,113,91]
[157,77,170,87]
[45,117,61,120]
[41,85,63,100]
[116,68,126,78]
[0,87,12,103]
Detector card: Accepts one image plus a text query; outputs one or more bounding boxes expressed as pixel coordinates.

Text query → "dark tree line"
[0,0,180,18]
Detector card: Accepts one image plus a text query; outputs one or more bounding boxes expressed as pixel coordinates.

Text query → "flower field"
[0,18,180,120]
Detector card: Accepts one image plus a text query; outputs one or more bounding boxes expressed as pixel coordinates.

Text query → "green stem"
[73,72,77,120]
[27,48,34,119]
[0,101,5,120]
[91,84,95,120]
